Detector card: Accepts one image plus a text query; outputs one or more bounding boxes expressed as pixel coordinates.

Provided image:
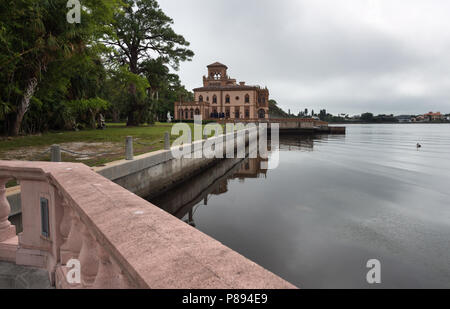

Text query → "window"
[245,94,250,103]
[226,108,230,119]
[190,109,194,119]
[179,109,183,119]
[199,95,203,102]
[195,108,200,115]
[225,95,230,104]
[245,109,250,119]
[235,108,240,119]
[40,198,49,238]
[236,96,240,101]
[207,96,209,102]
[258,109,266,119]
[213,95,217,104]
[185,109,189,119]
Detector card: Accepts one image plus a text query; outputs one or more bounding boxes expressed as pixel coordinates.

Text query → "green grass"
[0,122,216,168]
[0,123,171,150]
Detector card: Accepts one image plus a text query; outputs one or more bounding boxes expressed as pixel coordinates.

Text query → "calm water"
[149,124,450,289]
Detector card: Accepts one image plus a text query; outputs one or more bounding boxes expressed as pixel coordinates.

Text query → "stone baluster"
[93,245,122,289]
[60,209,83,265]
[0,178,16,242]
[59,200,71,247]
[79,225,99,287]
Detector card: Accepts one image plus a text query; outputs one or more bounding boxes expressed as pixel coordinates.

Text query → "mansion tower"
[174,62,269,120]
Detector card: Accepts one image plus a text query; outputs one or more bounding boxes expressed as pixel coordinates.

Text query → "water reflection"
[148,126,450,289]
[150,156,270,227]
[150,134,328,225]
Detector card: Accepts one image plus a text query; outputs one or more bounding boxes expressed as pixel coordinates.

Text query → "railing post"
[0,179,16,242]
[164,132,170,150]
[125,136,134,160]
[51,145,61,162]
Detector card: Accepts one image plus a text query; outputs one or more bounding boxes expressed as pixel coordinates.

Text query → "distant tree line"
[0,0,193,136]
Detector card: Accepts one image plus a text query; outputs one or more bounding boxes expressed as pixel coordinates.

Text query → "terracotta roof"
[207,62,228,68]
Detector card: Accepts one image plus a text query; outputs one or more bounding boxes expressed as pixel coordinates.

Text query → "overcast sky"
[158,0,450,116]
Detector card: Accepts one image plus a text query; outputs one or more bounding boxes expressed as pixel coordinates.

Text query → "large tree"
[0,0,118,136]
[103,0,194,126]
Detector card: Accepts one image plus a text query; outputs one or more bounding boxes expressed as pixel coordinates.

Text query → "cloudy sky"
[158,0,450,116]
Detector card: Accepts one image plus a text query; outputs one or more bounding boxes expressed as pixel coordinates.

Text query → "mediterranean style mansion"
[174,62,270,121]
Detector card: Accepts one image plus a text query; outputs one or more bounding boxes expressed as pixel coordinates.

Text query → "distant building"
[423,112,444,122]
[396,115,413,123]
[413,112,444,122]
[174,62,269,121]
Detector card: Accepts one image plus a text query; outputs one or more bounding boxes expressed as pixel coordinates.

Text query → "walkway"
[0,262,53,289]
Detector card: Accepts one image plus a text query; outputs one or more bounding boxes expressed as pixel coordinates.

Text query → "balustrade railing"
[0,162,137,289]
[0,160,295,289]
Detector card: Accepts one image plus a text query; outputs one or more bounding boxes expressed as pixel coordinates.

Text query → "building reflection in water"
[148,134,322,227]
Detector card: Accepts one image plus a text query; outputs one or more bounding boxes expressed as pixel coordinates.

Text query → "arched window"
[206,96,209,102]
[179,109,183,119]
[225,108,230,119]
[195,108,200,115]
[212,95,217,104]
[225,95,230,104]
[258,109,266,119]
[185,109,189,119]
[245,109,250,119]
[190,109,194,119]
[245,94,250,103]
[199,95,203,102]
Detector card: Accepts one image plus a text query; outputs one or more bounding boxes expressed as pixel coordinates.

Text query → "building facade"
[174,62,269,121]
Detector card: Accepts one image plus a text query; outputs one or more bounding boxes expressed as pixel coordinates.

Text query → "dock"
[218,118,346,135]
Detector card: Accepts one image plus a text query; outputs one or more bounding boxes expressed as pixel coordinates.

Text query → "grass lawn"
[0,122,212,168]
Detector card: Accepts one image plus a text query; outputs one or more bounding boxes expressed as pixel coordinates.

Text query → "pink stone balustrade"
[0,161,296,289]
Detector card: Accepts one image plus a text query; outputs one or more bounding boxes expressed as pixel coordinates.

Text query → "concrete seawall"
[8,127,258,215]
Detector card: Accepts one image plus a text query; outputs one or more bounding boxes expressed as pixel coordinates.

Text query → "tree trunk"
[126,52,142,127]
[10,77,38,136]
[126,82,140,126]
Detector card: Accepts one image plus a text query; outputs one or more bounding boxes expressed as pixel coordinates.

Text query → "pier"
[218,118,346,134]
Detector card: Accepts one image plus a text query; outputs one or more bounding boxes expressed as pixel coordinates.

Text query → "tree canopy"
[0,0,194,135]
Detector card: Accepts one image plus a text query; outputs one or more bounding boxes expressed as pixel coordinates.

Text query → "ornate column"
[0,178,16,242]
[79,225,99,287]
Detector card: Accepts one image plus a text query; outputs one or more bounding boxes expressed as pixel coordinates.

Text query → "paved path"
[0,262,53,289]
